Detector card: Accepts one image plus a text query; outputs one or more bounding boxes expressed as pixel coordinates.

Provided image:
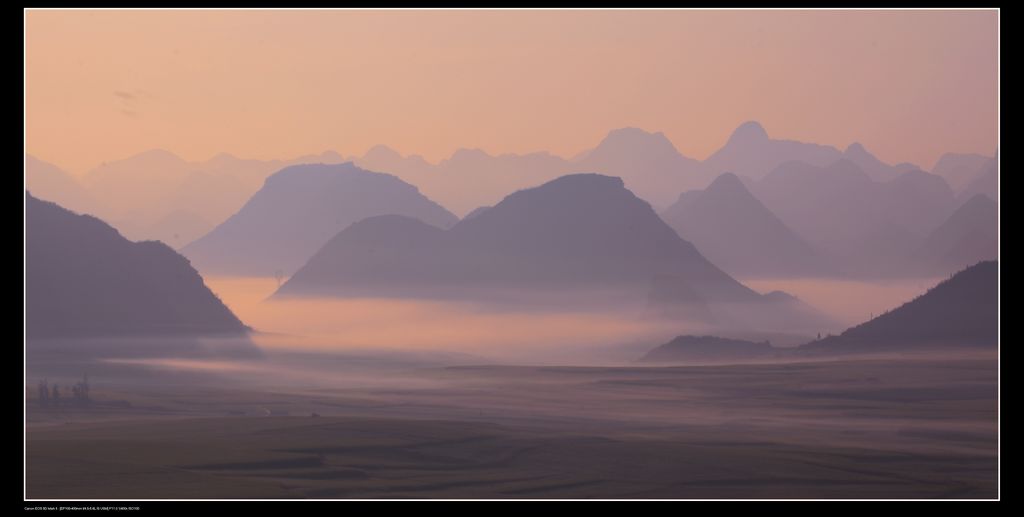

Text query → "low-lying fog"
[204,275,940,363]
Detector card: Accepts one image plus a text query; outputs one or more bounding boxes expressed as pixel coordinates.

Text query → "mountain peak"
[130,148,186,164]
[597,127,677,152]
[541,172,625,192]
[845,142,867,154]
[364,144,402,161]
[705,172,748,194]
[448,148,492,162]
[727,121,769,144]
[961,193,997,211]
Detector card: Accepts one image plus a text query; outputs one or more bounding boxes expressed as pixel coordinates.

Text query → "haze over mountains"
[914,194,998,273]
[956,159,998,205]
[25,155,95,216]
[26,120,996,282]
[277,173,837,334]
[803,261,998,353]
[704,121,844,180]
[751,160,959,276]
[356,127,712,214]
[933,153,998,193]
[182,163,457,277]
[642,260,998,362]
[573,128,712,208]
[660,172,829,278]
[640,335,776,363]
[26,150,350,247]
[26,192,247,339]
[277,173,749,297]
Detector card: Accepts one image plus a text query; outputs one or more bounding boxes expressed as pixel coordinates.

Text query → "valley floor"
[25,353,998,499]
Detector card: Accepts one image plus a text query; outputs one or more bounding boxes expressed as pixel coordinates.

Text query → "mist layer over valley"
[24,9,998,499]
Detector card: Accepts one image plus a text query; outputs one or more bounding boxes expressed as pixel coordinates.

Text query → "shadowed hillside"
[26,193,247,338]
[640,335,775,362]
[661,172,829,278]
[279,173,758,303]
[182,163,458,276]
[803,261,997,352]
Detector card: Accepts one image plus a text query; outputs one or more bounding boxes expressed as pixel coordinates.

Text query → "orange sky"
[26,9,997,174]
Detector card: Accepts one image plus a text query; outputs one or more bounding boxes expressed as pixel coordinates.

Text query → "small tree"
[274,269,285,287]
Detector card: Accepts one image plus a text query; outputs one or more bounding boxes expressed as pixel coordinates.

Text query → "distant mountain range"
[279,173,756,301]
[706,121,842,180]
[913,195,997,274]
[27,121,995,281]
[181,163,457,277]
[660,172,830,278]
[932,152,997,193]
[357,127,712,214]
[25,155,95,216]
[26,150,351,247]
[751,159,957,276]
[26,192,248,338]
[574,127,712,209]
[956,159,997,206]
[277,173,834,332]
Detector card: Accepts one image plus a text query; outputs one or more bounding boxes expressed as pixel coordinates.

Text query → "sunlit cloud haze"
[26,9,997,174]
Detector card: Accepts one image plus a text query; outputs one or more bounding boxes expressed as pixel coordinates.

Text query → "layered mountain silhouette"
[660,172,829,278]
[25,155,95,215]
[956,159,997,206]
[752,160,957,276]
[575,128,712,209]
[913,194,997,273]
[356,127,714,214]
[70,149,350,245]
[462,206,491,221]
[182,163,458,276]
[357,146,571,216]
[642,260,998,362]
[278,173,835,331]
[932,152,996,193]
[802,261,998,352]
[278,173,759,302]
[26,192,247,338]
[703,121,842,180]
[841,142,919,182]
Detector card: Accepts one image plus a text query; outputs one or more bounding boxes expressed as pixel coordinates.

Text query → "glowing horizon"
[26,9,997,175]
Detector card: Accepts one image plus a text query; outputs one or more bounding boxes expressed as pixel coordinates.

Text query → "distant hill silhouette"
[841,142,920,182]
[462,206,491,221]
[279,173,759,302]
[752,160,956,276]
[357,146,572,216]
[26,192,247,338]
[639,335,775,363]
[704,121,842,180]
[74,149,351,244]
[83,149,200,226]
[279,173,835,330]
[660,172,829,278]
[182,163,458,276]
[914,195,997,273]
[356,127,713,214]
[802,261,998,352]
[956,159,997,206]
[575,128,712,209]
[932,152,996,193]
[25,155,95,215]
